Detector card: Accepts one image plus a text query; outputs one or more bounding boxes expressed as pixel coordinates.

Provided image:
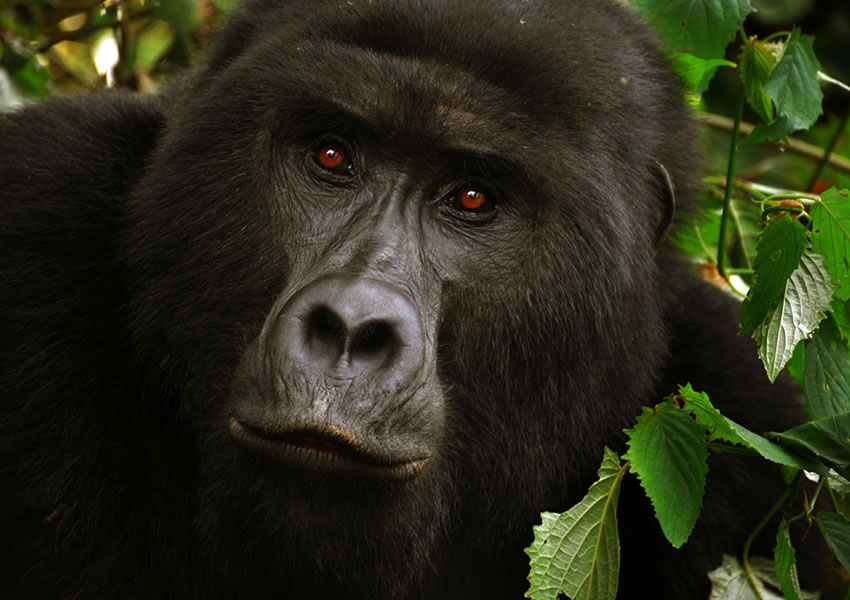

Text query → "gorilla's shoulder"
[0,91,164,291]
[0,91,164,212]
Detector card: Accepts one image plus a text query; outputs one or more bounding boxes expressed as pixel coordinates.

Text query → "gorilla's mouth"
[227,417,428,481]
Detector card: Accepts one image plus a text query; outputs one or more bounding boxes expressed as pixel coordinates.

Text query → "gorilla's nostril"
[349,320,399,366]
[304,304,346,360]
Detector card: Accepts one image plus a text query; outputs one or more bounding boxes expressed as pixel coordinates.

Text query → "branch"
[701,113,850,176]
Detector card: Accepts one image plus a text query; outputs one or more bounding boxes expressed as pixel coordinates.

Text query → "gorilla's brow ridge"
[278,39,541,168]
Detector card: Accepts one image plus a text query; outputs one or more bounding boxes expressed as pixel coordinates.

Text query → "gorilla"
[0,0,831,598]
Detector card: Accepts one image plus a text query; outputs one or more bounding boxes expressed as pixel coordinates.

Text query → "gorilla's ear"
[652,160,677,247]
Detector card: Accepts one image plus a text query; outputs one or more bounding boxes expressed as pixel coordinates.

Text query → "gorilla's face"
[224,58,547,484]
[125,0,686,590]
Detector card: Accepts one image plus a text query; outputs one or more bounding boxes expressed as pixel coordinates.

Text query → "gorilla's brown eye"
[313,143,354,176]
[443,184,497,224]
[458,187,487,211]
[317,146,342,169]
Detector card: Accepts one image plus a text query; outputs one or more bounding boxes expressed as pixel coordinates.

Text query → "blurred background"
[0,0,234,105]
[0,0,848,251]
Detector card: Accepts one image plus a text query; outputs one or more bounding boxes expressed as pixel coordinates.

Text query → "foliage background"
[1,0,848,244]
[0,0,233,102]
[3,1,850,599]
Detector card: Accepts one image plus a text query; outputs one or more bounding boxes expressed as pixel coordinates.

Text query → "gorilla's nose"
[279,275,425,381]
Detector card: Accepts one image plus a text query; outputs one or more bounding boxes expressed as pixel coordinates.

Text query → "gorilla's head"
[125,1,696,596]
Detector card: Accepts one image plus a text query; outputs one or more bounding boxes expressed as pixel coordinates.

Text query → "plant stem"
[702,114,850,175]
[727,268,754,275]
[742,487,791,598]
[729,200,752,270]
[808,477,826,511]
[717,91,747,278]
[826,479,840,512]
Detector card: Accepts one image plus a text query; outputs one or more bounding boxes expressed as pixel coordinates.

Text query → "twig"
[702,113,850,176]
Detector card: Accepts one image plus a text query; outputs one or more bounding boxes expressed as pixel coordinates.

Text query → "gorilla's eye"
[313,142,355,177]
[445,184,497,223]
[458,187,487,211]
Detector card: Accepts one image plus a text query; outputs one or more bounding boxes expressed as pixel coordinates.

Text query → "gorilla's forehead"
[211,0,661,172]
[192,0,680,201]
[273,39,543,161]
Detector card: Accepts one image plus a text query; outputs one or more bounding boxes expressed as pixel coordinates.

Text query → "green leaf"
[633,0,752,60]
[771,412,850,480]
[774,519,804,600]
[834,299,850,342]
[10,56,49,99]
[744,29,823,143]
[740,37,782,122]
[747,114,797,144]
[741,216,807,334]
[805,317,850,419]
[623,403,707,548]
[811,187,850,301]
[761,30,823,131]
[525,448,623,600]
[708,555,790,600]
[816,512,850,574]
[677,384,818,472]
[150,0,201,33]
[667,52,735,94]
[135,21,176,70]
[671,204,723,260]
[824,471,850,517]
[753,252,835,382]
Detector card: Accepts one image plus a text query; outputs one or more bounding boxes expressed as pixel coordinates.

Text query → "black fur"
[0,1,830,598]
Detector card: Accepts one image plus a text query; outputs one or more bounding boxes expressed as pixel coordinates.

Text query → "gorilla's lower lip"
[227,417,428,481]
